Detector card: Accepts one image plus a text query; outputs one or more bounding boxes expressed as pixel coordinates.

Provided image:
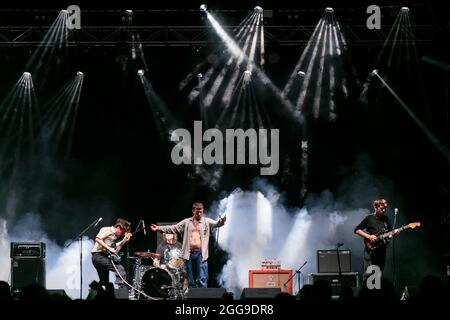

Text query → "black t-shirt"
[354,214,392,235]
[156,242,183,265]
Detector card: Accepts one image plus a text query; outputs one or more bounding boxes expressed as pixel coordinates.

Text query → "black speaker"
[186,288,227,299]
[317,250,351,273]
[309,273,359,297]
[87,287,129,300]
[48,289,70,300]
[240,288,281,299]
[11,258,45,289]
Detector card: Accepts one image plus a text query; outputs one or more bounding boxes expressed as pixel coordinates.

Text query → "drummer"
[153,232,182,269]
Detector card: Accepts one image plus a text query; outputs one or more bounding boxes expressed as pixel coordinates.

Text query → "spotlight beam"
[422,56,450,72]
[387,12,404,68]
[205,11,297,119]
[373,72,450,162]
[296,19,326,112]
[227,76,247,128]
[25,10,69,83]
[221,14,260,108]
[193,12,258,104]
[246,14,261,72]
[283,16,324,97]
[375,12,402,67]
[235,12,257,39]
[250,82,270,128]
[312,23,328,118]
[0,73,39,169]
[203,13,259,108]
[138,73,179,142]
[40,74,83,157]
[259,13,265,67]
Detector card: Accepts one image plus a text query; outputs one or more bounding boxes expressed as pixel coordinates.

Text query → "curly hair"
[373,199,388,209]
[114,218,131,233]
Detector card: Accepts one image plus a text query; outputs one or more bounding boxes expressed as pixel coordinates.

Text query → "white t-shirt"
[91,226,117,253]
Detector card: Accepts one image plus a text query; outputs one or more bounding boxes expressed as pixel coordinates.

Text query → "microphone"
[394,208,398,215]
[142,219,147,235]
[93,217,103,227]
[337,243,344,248]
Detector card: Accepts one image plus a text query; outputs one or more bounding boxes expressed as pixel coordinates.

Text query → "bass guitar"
[103,232,133,263]
[364,222,421,253]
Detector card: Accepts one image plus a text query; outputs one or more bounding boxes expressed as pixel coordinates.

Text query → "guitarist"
[355,199,399,276]
[91,218,131,288]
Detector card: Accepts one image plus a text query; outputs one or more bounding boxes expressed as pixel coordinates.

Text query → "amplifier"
[317,250,351,273]
[309,272,359,297]
[10,242,46,259]
[249,270,293,295]
[11,258,46,289]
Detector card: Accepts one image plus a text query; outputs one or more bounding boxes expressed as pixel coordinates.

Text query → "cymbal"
[134,251,160,258]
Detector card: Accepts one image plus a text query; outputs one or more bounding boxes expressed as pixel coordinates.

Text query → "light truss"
[0,24,433,47]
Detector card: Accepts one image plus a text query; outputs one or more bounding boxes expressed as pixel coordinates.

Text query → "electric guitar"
[364,222,421,253]
[104,232,132,263]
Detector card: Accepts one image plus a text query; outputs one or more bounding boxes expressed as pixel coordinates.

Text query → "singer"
[150,202,226,288]
[91,218,131,288]
[354,199,399,278]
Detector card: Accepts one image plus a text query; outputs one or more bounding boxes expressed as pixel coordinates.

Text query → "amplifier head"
[10,242,46,259]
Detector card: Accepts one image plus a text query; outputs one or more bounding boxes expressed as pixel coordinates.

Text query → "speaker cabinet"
[317,250,351,273]
[186,288,227,299]
[87,287,129,300]
[47,289,70,300]
[241,288,281,299]
[249,270,292,294]
[309,273,359,297]
[11,258,45,289]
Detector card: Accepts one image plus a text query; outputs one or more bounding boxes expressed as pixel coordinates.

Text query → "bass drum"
[141,267,174,298]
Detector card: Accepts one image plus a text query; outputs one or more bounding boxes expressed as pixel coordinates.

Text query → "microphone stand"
[336,244,343,297]
[65,218,102,300]
[128,220,143,282]
[392,210,398,293]
[284,261,307,295]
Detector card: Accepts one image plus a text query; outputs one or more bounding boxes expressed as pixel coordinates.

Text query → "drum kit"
[129,250,188,300]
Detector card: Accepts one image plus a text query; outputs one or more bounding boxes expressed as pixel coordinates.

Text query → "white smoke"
[215,176,382,297]
[0,213,98,299]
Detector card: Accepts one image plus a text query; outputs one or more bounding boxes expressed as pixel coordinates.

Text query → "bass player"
[355,199,399,276]
[91,218,132,288]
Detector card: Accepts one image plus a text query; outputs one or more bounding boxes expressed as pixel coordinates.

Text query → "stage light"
[371,69,378,76]
[77,71,83,77]
[137,69,145,76]
[125,10,133,15]
[23,72,31,78]
[61,9,68,14]
[243,70,252,83]
[401,7,409,12]
[325,7,334,13]
[297,71,305,77]
[200,4,207,12]
[197,73,203,79]
[254,6,263,14]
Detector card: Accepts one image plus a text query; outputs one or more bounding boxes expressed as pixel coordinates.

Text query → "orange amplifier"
[249,269,293,295]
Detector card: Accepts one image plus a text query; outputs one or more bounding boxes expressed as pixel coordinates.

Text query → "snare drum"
[168,258,185,269]
[164,247,185,269]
